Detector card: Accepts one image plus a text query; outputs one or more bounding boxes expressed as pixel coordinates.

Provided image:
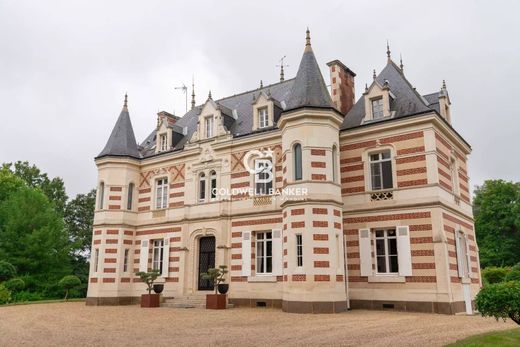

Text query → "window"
[369,151,393,190]
[127,183,134,210]
[456,230,471,277]
[94,248,99,272]
[98,182,104,209]
[255,159,273,195]
[258,107,268,128]
[159,134,168,152]
[155,178,168,209]
[210,171,217,200]
[256,231,272,274]
[205,116,214,138]
[451,158,460,197]
[371,98,384,119]
[375,229,398,274]
[199,173,206,202]
[152,239,164,273]
[123,249,129,272]
[293,144,302,181]
[332,146,338,183]
[296,234,303,267]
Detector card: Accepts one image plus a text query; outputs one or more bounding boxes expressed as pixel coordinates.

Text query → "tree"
[136,270,161,294]
[58,275,81,301]
[476,281,520,325]
[1,161,68,215]
[0,173,71,296]
[0,260,17,282]
[482,267,510,285]
[473,180,520,267]
[64,189,96,296]
[506,263,520,282]
[200,265,228,294]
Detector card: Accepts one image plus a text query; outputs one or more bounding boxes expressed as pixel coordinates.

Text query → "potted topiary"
[136,269,161,308]
[201,265,228,309]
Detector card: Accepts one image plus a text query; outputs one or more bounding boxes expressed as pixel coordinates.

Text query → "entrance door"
[198,236,215,290]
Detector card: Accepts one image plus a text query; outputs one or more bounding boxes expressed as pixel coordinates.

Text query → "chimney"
[157,111,181,127]
[327,60,356,115]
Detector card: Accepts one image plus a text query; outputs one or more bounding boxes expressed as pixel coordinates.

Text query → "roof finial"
[280,65,284,81]
[123,93,128,111]
[208,90,212,100]
[260,80,263,89]
[305,27,311,46]
[373,69,376,80]
[191,76,196,110]
[365,83,368,93]
[442,79,447,90]
[386,40,391,62]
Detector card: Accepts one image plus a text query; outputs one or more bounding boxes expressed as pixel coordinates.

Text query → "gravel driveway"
[0,302,515,346]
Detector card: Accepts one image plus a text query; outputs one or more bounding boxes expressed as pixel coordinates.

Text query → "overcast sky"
[1,0,519,198]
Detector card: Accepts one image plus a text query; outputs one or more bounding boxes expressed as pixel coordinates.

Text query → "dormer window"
[371,98,384,119]
[159,134,168,152]
[205,116,214,138]
[258,107,268,128]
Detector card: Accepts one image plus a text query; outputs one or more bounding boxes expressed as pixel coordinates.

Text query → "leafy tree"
[200,265,228,294]
[476,281,520,325]
[59,275,81,301]
[473,180,520,267]
[4,278,25,295]
[506,263,520,282]
[482,267,510,285]
[1,161,68,215]
[0,260,17,282]
[136,270,161,294]
[0,174,71,295]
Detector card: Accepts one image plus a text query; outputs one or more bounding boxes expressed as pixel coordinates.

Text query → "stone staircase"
[161,295,207,308]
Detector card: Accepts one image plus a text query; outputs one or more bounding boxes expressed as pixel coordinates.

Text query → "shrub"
[0,284,12,304]
[58,275,81,301]
[0,261,16,282]
[476,281,520,325]
[14,291,43,302]
[506,263,520,282]
[482,266,510,285]
[135,270,161,295]
[3,278,25,292]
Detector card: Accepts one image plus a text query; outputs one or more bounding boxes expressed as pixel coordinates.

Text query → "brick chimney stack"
[327,60,356,115]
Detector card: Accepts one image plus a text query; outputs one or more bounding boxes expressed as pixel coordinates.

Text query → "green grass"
[446,328,520,347]
[0,298,85,307]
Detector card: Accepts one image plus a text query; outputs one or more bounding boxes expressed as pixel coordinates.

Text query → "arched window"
[98,182,105,209]
[127,183,134,210]
[199,173,206,202]
[210,171,217,200]
[294,143,302,181]
[332,146,338,183]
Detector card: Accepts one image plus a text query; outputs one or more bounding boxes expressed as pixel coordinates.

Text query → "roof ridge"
[215,78,295,103]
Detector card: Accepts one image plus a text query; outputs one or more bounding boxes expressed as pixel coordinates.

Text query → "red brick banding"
[341,175,364,183]
[311,174,327,181]
[314,275,330,281]
[110,187,122,192]
[90,278,98,283]
[341,156,362,164]
[397,146,425,155]
[291,221,305,228]
[406,276,436,283]
[292,274,307,281]
[314,261,330,268]
[102,278,115,283]
[94,230,102,235]
[104,258,117,263]
[291,208,305,215]
[411,250,435,256]
[232,217,283,227]
[341,140,377,151]
[109,196,121,201]
[381,131,423,144]
[396,167,427,176]
[412,263,436,269]
[105,249,117,253]
[396,155,426,164]
[334,222,341,229]
[398,179,428,188]
[342,187,365,194]
[103,268,116,273]
[311,161,326,168]
[108,205,120,210]
[313,234,329,241]
[311,149,326,156]
[313,247,329,254]
[342,164,363,172]
[312,208,328,215]
[344,212,431,223]
[136,227,182,236]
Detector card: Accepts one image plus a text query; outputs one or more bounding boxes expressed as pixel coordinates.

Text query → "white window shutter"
[139,240,149,272]
[455,230,464,278]
[397,226,412,276]
[359,229,372,276]
[272,229,283,276]
[242,231,251,276]
[464,233,472,277]
[162,237,170,277]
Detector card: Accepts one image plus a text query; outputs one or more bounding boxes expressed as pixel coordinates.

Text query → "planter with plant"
[136,269,161,308]
[200,265,228,309]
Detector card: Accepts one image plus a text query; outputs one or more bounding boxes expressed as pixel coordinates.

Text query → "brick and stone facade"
[87,30,480,314]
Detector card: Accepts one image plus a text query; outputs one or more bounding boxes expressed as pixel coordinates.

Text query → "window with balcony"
[152,239,164,273]
[155,178,168,209]
[369,151,393,190]
[375,229,398,274]
[256,231,273,274]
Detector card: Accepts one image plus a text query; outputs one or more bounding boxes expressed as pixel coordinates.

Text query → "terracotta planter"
[140,293,160,308]
[206,294,227,309]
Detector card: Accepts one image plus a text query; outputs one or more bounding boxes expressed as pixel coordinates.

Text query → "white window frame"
[254,159,273,195]
[451,157,460,197]
[258,107,268,128]
[369,150,393,191]
[332,145,338,183]
[293,143,302,181]
[159,133,168,152]
[210,170,217,201]
[198,172,206,203]
[152,239,164,273]
[256,231,273,275]
[205,116,214,138]
[374,228,399,275]
[371,97,384,119]
[127,183,134,210]
[98,182,105,209]
[123,249,129,273]
[296,234,303,267]
[155,178,168,209]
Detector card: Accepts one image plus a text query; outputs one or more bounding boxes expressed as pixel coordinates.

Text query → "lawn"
[446,328,520,347]
[0,302,517,346]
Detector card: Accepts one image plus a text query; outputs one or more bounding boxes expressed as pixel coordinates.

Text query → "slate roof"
[341,60,439,129]
[97,104,140,159]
